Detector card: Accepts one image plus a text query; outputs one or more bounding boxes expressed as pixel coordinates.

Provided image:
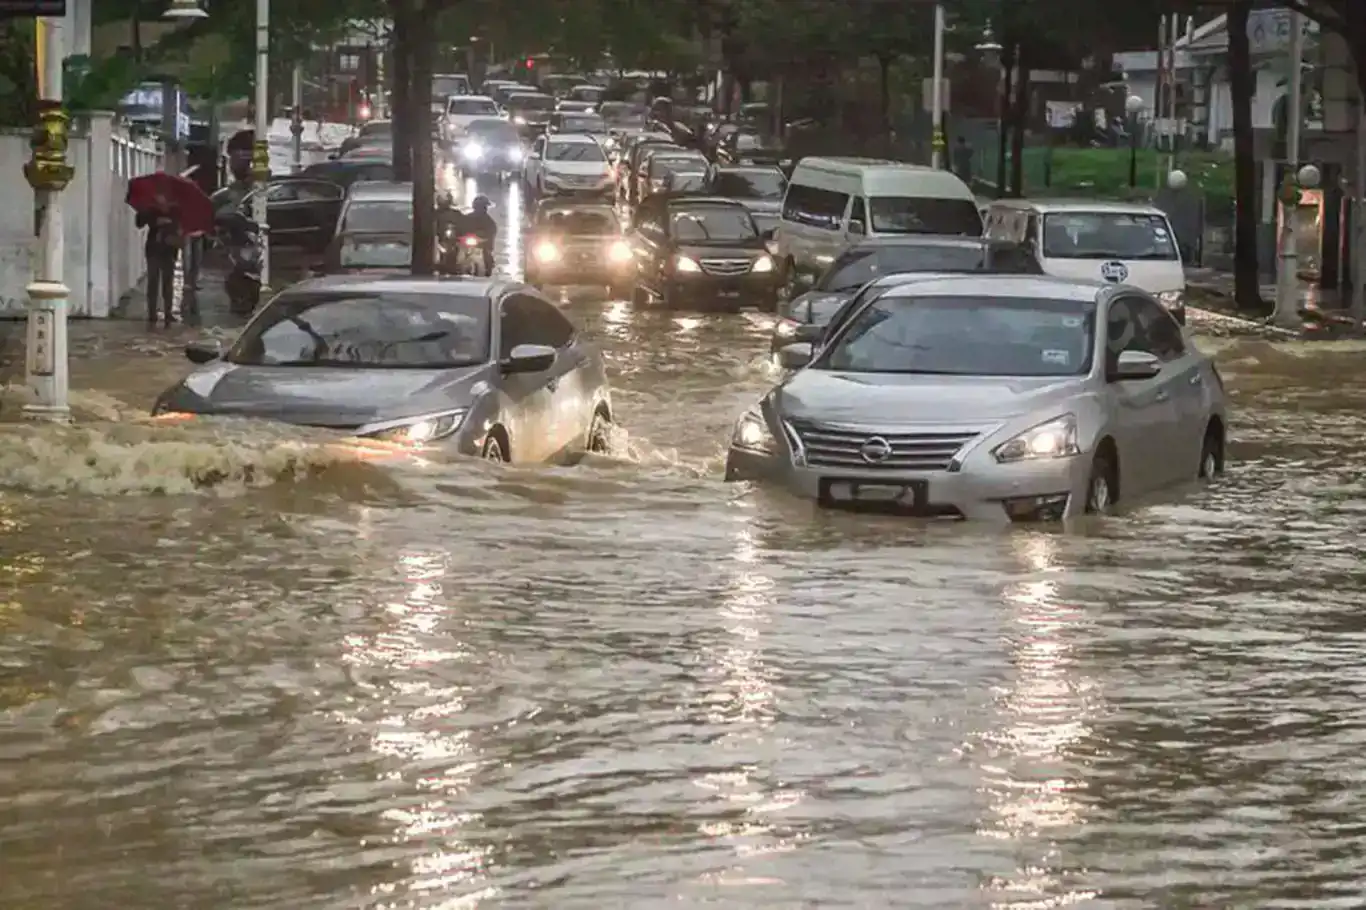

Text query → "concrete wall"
[0,114,161,319]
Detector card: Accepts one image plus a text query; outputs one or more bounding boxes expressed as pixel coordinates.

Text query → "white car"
[442,95,503,142]
[523,133,613,200]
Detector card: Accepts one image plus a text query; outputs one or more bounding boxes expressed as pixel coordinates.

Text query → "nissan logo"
[859,436,892,463]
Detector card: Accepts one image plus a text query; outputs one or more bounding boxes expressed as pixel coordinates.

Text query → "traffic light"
[525,57,535,68]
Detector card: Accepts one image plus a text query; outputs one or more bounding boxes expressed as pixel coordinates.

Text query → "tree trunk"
[1009,52,1030,198]
[876,54,892,137]
[389,2,414,182]
[995,43,1016,197]
[409,2,437,275]
[1228,0,1262,313]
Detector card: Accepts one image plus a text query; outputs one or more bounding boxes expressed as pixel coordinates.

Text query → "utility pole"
[291,65,303,173]
[929,3,946,169]
[1272,12,1305,328]
[252,0,271,290]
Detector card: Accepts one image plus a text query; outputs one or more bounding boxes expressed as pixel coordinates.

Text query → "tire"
[482,434,507,462]
[588,411,612,454]
[1198,425,1223,479]
[1085,450,1117,514]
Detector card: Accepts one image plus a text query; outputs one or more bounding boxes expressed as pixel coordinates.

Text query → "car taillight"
[462,236,479,247]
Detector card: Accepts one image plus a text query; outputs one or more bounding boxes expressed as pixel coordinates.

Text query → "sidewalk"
[113,255,307,329]
[1184,266,1357,339]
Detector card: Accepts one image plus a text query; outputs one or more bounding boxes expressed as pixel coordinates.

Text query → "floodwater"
[4,175,1366,909]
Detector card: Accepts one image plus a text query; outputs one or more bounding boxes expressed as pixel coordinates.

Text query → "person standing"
[136,197,182,325]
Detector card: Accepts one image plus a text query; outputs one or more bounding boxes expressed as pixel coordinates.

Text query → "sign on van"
[921,78,950,113]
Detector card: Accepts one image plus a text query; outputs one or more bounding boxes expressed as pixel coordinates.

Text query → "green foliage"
[0,19,37,126]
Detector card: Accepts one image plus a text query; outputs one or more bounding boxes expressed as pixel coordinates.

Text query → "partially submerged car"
[525,200,634,295]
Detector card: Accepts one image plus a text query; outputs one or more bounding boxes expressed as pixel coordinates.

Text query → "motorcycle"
[217,211,263,315]
[454,234,489,277]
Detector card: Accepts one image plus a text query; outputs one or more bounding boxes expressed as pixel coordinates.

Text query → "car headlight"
[534,240,559,262]
[1157,290,1184,310]
[514,115,527,124]
[751,254,774,273]
[608,240,632,262]
[462,143,483,160]
[774,317,800,338]
[732,409,775,453]
[993,414,1079,463]
[507,146,523,161]
[675,255,701,273]
[359,409,466,444]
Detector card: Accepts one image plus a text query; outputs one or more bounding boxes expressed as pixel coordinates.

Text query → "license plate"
[718,289,741,298]
[821,479,926,510]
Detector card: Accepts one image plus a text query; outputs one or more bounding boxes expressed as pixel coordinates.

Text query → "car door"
[630,198,668,292]
[496,294,559,463]
[508,293,592,456]
[1102,294,1182,496]
[1129,296,1205,482]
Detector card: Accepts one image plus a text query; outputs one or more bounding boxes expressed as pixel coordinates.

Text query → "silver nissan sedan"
[725,274,1228,522]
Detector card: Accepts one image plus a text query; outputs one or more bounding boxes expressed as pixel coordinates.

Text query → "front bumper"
[541,182,614,198]
[665,273,780,308]
[528,255,634,284]
[724,447,1094,522]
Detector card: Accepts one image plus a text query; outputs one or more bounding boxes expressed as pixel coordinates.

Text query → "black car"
[629,193,781,311]
[706,165,786,234]
[506,92,556,137]
[770,236,1043,351]
[456,119,525,179]
[213,176,345,252]
[525,200,634,294]
[336,120,391,157]
[303,157,395,188]
[716,129,787,167]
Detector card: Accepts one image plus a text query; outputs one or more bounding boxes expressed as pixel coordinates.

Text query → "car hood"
[776,370,1083,425]
[544,161,611,177]
[161,361,489,428]
[677,242,768,260]
[784,288,856,323]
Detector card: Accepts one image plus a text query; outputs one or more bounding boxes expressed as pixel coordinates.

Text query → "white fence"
[0,112,162,319]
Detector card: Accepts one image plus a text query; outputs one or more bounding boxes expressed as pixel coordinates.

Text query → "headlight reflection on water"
[977,533,1101,907]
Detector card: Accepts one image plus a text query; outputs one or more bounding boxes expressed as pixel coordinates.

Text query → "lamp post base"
[22,279,71,423]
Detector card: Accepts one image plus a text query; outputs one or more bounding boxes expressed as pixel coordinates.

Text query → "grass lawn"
[978,147,1234,212]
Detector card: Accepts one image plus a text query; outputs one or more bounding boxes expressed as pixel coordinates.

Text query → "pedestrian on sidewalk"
[136,195,183,325]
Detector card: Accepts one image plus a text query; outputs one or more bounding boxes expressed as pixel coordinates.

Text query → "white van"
[984,199,1187,322]
[774,157,982,285]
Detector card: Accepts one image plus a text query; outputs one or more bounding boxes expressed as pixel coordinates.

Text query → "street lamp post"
[291,65,303,174]
[1125,94,1145,188]
[253,0,271,290]
[23,14,74,423]
[1273,12,1306,329]
[930,3,946,169]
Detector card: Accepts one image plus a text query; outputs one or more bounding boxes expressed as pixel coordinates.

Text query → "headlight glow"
[608,240,632,262]
[752,255,775,273]
[514,115,527,124]
[362,410,466,445]
[993,414,1079,463]
[774,317,799,338]
[507,145,523,161]
[535,241,559,262]
[675,255,701,273]
[462,143,483,160]
[732,410,775,453]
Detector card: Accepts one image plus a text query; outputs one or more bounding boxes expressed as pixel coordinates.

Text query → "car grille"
[558,174,603,186]
[789,420,980,471]
[700,258,752,276]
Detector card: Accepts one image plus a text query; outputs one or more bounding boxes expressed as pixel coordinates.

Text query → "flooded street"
[5,180,1366,907]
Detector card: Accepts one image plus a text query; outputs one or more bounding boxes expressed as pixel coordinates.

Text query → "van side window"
[1024,215,1039,245]
[848,197,867,232]
[782,184,850,230]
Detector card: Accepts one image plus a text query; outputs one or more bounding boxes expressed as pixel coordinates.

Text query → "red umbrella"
[126,172,214,236]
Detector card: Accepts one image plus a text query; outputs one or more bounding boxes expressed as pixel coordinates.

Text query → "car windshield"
[227,292,490,368]
[432,76,467,97]
[709,170,786,198]
[820,245,990,291]
[1042,212,1179,260]
[668,173,708,192]
[561,115,606,132]
[818,295,1095,376]
[539,208,618,235]
[509,95,555,112]
[337,238,412,268]
[547,141,605,162]
[868,197,984,236]
[669,206,757,242]
[358,122,391,138]
[343,201,413,233]
[448,97,498,115]
[735,133,776,151]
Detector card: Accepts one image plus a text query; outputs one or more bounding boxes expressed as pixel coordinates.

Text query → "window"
[538,207,618,235]
[508,94,555,112]
[228,292,491,367]
[849,197,868,232]
[339,54,360,72]
[560,115,606,133]
[1024,215,1039,244]
[547,141,605,162]
[649,155,703,176]
[1042,212,1179,260]
[1107,295,1185,362]
[867,196,983,236]
[447,98,499,116]
[708,170,785,199]
[500,294,575,358]
[342,200,413,233]
[668,205,758,242]
[782,184,849,230]
[337,237,412,269]
[818,295,1096,377]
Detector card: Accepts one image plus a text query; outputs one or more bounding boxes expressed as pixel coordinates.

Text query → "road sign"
[0,1,66,16]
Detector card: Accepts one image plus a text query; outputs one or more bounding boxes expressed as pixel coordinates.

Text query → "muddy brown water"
[3,180,1366,908]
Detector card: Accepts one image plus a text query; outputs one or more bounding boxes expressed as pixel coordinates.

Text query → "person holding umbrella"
[126,172,215,325]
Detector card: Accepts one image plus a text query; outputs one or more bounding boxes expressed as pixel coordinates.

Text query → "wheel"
[1085,450,1117,514]
[588,411,612,454]
[482,434,507,462]
[1198,425,1223,479]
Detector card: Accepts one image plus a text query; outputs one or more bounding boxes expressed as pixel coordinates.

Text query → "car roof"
[849,236,1002,251]
[991,198,1167,216]
[546,133,601,144]
[347,181,414,200]
[286,274,508,298]
[877,273,1111,302]
[449,94,496,103]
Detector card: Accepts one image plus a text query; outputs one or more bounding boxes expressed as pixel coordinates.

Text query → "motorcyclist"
[464,195,497,274]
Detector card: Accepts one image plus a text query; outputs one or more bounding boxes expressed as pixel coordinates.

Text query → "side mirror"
[777,342,813,370]
[1110,349,1161,381]
[792,323,822,343]
[185,340,222,364]
[847,219,865,235]
[501,342,556,373]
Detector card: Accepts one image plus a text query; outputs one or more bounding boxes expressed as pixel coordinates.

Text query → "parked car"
[216,176,344,251]
[525,200,634,295]
[155,275,616,464]
[729,274,1227,521]
[523,133,614,201]
[628,193,780,311]
[303,157,395,188]
[771,236,1044,350]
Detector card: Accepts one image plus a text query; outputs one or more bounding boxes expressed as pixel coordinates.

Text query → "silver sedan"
[725,274,1228,522]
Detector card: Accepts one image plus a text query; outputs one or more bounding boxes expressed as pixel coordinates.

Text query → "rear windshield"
[560,115,607,133]
[448,97,499,115]
[342,200,413,234]
[709,170,785,199]
[538,208,619,234]
[508,94,555,111]
[869,197,984,236]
